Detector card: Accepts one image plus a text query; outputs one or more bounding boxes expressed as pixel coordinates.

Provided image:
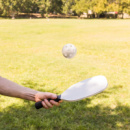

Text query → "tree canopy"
[0,0,129,17]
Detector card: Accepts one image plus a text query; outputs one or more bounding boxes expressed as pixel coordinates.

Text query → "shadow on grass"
[0,81,129,130]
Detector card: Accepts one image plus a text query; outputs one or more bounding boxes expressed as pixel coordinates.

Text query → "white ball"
[62,44,77,59]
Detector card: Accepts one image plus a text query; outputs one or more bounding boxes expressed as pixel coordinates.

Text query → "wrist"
[20,90,40,102]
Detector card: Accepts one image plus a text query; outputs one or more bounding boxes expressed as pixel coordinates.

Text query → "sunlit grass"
[0,19,130,129]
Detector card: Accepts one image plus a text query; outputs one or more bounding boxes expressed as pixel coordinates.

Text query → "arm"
[0,76,38,101]
[0,76,61,109]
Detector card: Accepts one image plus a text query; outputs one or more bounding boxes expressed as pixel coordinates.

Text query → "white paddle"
[35,75,108,109]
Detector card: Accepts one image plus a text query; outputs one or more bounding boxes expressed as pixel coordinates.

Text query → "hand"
[35,92,62,109]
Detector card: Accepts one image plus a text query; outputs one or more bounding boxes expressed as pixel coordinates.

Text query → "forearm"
[0,76,39,101]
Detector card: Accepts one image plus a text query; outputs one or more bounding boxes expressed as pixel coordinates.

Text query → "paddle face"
[60,75,108,101]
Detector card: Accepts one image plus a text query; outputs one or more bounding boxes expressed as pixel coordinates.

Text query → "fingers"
[41,99,62,109]
[42,99,53,109]
[50,100,60,106]
[59,100,63,103]
[41,101,48,109]
[35,92,63,109]
[35,92,57,102]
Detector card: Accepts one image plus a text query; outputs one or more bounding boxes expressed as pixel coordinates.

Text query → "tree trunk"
[122,13,123,19]
[97,14,100,18]
[122,9,124,19]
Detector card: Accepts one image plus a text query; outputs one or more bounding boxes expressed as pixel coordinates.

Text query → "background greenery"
[0,19,130,129]
[0,0,130,17]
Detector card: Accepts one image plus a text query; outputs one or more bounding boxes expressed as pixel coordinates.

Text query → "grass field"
[0,19,130,130]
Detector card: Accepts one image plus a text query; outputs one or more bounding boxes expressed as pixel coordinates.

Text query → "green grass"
[0,19,130,130]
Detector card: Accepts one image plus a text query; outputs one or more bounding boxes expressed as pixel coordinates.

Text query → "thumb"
[45,92,57,99]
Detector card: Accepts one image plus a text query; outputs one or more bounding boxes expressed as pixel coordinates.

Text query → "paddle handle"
[35,95,61,109]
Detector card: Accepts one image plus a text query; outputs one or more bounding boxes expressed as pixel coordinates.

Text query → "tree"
[0,0,19,17]
[92,0,107,18]
[38,0,51,17]
[107,3,119,12]
[39,0,63,17]
[62,0,75,15]
[50,0,63,14]
[0,0,2,15]
[72,0,90,16]
[20,0,38,13]
[72,0,111,18]
[0,0,129,18]
[118,0,130,18]
[107,0,130,18]
[0,0,39,17]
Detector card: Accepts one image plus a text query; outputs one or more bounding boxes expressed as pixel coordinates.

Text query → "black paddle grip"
[35,95,61,109]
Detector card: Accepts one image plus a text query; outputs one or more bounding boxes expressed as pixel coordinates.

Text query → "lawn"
[0,19,130,130]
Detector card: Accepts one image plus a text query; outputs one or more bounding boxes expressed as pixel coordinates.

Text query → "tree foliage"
[38,0,51,17]
[92,0,107,14]
[39,0,63,17]
[0,0,129,17]
[0,0,39,16]
[62,0,75,14]
[0,0,18,16]
[50,0,63,14]
[72,0,90,15]
[119,0,130,14]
